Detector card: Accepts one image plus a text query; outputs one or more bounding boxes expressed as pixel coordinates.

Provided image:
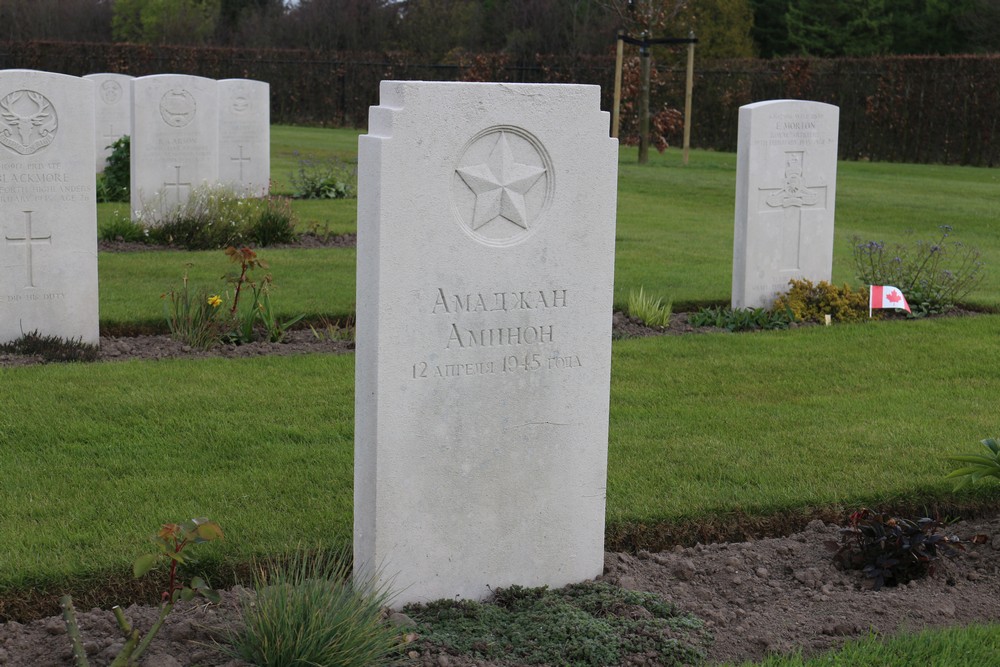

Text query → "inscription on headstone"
[83,74,133,172]
[355,81,618,607]
[131,74,218,219]
[218,79,269,196]
[732,99,839,309]
[0,70,98,344]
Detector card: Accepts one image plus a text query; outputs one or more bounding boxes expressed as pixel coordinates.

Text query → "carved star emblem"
[456,132,546,230]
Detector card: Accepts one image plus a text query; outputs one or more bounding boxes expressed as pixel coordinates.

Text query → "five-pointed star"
[456,133,546,230]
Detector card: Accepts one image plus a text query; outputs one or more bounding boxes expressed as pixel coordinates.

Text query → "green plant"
[143,184,297,250]
[224,548,398,667]
[61,518,223,667]
[96,135,130,203]
[626,286,673,327]
[162,269,226,350]
[828,509,963,590]
[946,438,1000,490]
[0,330,99,362]
[689,305,795,331]
[223,246,304,344]
[309,316,356,342]
[852,226,985,317]
[772,279,870,323]
[98,209,147,243]
[404,582,708,666]
[290,155,357,199]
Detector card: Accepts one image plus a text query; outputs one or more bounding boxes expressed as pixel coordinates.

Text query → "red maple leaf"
[886,290,902,304]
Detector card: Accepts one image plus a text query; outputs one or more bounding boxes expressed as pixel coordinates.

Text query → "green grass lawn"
[5,126,1000,664]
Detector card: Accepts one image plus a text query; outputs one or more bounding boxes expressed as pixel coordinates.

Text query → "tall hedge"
[2,41,997,166]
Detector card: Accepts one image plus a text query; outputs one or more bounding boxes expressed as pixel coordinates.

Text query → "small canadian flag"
[869,285,911,316]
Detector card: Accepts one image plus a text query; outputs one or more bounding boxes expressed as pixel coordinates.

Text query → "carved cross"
[4,211,51,288]
[757,151,827,271]
[163,165,192,206]
[230,145,251,181]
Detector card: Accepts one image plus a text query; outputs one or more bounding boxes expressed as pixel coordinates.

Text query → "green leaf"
[201,588,222,604]
[180,587,197,602]
[133,554,157,579]
[190,576,206,590]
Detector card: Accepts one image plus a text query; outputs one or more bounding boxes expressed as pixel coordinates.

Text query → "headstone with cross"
[130,74,218,220]
[218,79,270,196]
[355,82,618,607]
[732,100,839,310]
[83,73,134,173]
[1,70,99,345]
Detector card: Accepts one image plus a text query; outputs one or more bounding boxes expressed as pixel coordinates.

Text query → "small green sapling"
[60,518,223,667]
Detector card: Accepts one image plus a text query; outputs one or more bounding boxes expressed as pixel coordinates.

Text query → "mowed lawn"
[3,126,999,596]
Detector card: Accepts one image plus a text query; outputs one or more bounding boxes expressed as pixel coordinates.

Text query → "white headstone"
[218,79,270,196]
[732,99,839,309]
[355,81,618,607]
[130,74,218,220]
[83,73,133,173]
[0,70,98,344]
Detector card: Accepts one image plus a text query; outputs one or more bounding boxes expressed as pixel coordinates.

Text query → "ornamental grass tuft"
[626,286,673,327]
[224,548,399,667]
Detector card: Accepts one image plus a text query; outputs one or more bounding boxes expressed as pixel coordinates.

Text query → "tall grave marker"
[355,82,618,606]
[0,70,98,344]
[218,79,270,196]
[83,73,133,173]
[131,74,218,219]
[732,100,839,309]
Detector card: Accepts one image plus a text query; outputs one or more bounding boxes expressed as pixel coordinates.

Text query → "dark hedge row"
[2,41,997,166]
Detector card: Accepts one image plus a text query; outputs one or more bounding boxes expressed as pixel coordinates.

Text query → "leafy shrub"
[626,286,672,327]
[852,226,984,316]
[772,279,870,323]
[946,438,1000,490]
[829,509,964,590]
[290,155,357,199]
[96,135,130,203]
[143,184,297,250]
[98,209,147,243]
[225,548,398,667]
[0,330,99,362]
[689,305,794,332]
[405,582,708,666]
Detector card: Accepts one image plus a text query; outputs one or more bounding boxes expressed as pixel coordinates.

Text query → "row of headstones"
[0,71,836,608]
[0,69,270,345]
[84,73,270,220]
[354,84,840,607]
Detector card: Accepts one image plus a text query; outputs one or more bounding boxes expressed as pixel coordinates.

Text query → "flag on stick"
[869,285,911,317]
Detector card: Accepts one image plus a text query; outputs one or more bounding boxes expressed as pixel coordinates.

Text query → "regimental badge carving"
[159,89,197,128]
[452,126,553,246]
[0,90,58,156]
[765,152,821,208]
[99,80,123,105]
[231,96,250,113]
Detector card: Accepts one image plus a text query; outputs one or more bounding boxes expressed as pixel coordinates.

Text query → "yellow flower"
[207,295,223,308]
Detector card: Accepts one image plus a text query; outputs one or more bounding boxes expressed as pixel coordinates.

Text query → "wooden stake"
[683,30,695,166]
[612,30,624,139]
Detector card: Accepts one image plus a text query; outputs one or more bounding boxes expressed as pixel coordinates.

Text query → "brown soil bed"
[2,513,998,666]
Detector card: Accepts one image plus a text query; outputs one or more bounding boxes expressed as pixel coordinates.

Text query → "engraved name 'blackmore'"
[447,323,554,349]
[431,288,567,315]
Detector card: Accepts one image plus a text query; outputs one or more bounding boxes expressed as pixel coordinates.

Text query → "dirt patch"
[2,514,998,666]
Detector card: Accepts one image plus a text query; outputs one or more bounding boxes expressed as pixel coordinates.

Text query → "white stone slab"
[83,73,133,173]
[732,99,839,309]
[218,79,270,196]
[130,74,218,220]
[0,70,98,344]
[355,81,618,607]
